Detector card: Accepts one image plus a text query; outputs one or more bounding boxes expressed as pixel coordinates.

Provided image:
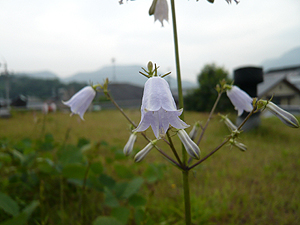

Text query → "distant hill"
[262,46,300,71]
[62,65,197,90]
[16,65,197,90]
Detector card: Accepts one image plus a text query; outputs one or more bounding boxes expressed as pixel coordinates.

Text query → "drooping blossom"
[149,0,169,27]
[177,129,200,159]
[134,140,157,162]
[226,85,253,116]
[133,76,189,139]
[63,86,96,120]
[264,101,299,128]
[123,132,137,156]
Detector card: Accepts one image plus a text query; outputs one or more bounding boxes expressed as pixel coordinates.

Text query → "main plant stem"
[170,0,191,224]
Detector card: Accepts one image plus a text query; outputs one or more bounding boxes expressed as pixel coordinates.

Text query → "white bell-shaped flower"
[63,86,96,120]
[226,85,253,116]
[134,76,189,139]
[150,0,169,27]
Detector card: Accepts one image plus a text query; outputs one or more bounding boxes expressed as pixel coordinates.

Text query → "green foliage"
[0,131,163,224]
[0,75,86,100]
[184,63,233,112]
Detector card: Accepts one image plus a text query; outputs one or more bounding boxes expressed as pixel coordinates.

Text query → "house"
[95,82,144,109]
[257,65,300,114]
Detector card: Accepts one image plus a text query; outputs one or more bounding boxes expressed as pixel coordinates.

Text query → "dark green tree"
[184,63,232,112]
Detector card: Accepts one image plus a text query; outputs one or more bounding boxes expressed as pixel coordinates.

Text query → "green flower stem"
[170,0,191,224]
[170,0,184,113]
[166,130,183,167]
[197,92,223,145]
[182,170,192,225]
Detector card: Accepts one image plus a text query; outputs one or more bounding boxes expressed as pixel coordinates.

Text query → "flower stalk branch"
[197,91,223,145]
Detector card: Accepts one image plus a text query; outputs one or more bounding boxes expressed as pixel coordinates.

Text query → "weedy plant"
[61,1,300,224]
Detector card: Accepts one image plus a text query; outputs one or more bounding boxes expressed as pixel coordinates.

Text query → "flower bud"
[134,140,157,163]
[123,132,137,156]
[189,121,201,140]
[265,101,299,128]
[220,114,237,131]
[177,129,200,160]
[229,139,247,151]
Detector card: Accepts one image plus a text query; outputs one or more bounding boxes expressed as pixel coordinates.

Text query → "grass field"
[0,109,299,224]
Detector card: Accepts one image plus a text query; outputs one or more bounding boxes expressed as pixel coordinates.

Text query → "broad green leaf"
[104,187,119,208]
[36,158,55,174]
[0,192,19,216]
[90,162,103,174]
[92,216,123,225]
[62,163,87,180]
[121,177,143,199]
[111,207,130,225]
[128,194,147,207]
[114,164,134,179]
[114,182,128,199]
[57,145,83,165]
[0,201,39,225]
[99,174,116,189]
[134,208,145,225]
[144,163,165,183]
[0,153,11,163]
[114,149,126,160]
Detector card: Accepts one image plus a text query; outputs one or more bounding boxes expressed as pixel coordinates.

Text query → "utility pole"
[112,58,116,82]
[0,58,11,118]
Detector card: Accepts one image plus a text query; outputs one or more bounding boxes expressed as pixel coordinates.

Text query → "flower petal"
[63,86,96,120]
[227,86,253,116]
[142,77,177,112]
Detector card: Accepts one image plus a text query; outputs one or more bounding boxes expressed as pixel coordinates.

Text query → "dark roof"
[265,65,300,74]
[258,76,300,97]
[99,82,143,101]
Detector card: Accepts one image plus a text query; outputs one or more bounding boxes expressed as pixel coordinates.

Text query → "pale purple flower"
[133,76,189,139]
[123,132,137,156]
[226,85,253,116]
[149,0,169,27]
[63,86,96,120]
[177,129,200,159]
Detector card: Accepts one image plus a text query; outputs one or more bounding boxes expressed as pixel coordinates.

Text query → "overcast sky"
[1,0,300,82]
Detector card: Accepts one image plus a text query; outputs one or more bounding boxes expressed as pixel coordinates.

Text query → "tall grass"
[0,110,299,224]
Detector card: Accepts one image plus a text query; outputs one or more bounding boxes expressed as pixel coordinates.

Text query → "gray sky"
[1,0,300,82]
